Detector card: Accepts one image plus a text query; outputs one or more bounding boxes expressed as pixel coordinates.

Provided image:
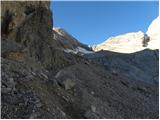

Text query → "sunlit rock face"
[93,31,149,53]
[92,17,159,53]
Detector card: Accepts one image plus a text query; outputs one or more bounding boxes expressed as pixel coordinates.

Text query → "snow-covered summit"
[92,31,149,53]
[146,16,160,49]
[92,17,159,53]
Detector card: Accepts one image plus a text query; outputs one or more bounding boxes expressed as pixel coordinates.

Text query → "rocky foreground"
[1,1,159,119]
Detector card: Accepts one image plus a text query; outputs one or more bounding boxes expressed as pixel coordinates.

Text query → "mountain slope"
[1,1,159,119]
[85,49,159,85]
[53,27,93,54]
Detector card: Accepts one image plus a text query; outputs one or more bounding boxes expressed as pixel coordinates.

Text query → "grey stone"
[1,88,12,94]
[91,105,96,112]
[62,79,76,90]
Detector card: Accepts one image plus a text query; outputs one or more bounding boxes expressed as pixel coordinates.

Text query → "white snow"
[64,47,94,54]
[93,31,147,53]
[146,16,160,49]
[76,47,94,54]
[63,49,78,54]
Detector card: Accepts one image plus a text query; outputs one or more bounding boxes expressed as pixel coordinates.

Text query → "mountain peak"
[92,17,159,53]
[92,31,149,53]
[146,16,160,49]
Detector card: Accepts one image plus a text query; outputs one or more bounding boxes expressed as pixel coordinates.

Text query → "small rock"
[36,103,42,108]
[63,79,76,90]
[91,91,95,95]
[29,113,37,119]
[41,72,48,79]
[1,88,12,94]
[9,78,14,82]
[31,72,36,76]
[85,110,99,119]
[61,111,66,116]
[8,78,16,88]
[91,105,96,112]
[55,70,64,78]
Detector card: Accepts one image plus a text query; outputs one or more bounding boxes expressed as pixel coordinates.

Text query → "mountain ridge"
[92,16,159,53]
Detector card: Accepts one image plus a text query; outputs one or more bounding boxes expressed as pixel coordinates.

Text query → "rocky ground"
[1,1,159,119]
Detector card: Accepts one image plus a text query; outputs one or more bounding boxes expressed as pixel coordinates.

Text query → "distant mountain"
[92,16,159,53]
[92,31,150,53]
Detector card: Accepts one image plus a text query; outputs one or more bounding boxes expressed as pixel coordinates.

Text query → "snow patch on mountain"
[77,47,94,54]
[64,47,94,55]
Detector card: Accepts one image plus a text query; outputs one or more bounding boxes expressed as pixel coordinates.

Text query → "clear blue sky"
[51,1,159,45]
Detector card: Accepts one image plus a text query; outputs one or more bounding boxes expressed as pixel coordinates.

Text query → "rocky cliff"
[1,1,159,119]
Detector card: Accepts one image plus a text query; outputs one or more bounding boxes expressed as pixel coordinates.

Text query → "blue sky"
[51,1,159,45]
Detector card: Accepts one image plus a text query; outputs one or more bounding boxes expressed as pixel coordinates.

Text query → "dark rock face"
[1,1,52,61]
[1,1,50,35]
[1,1,71,70]
[1,1,159,119]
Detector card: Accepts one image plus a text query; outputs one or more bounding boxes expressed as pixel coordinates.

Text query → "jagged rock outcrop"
[1,1,159,119]
[1,1,75,71]
[1,1,50,36]
[1,1,52,62]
